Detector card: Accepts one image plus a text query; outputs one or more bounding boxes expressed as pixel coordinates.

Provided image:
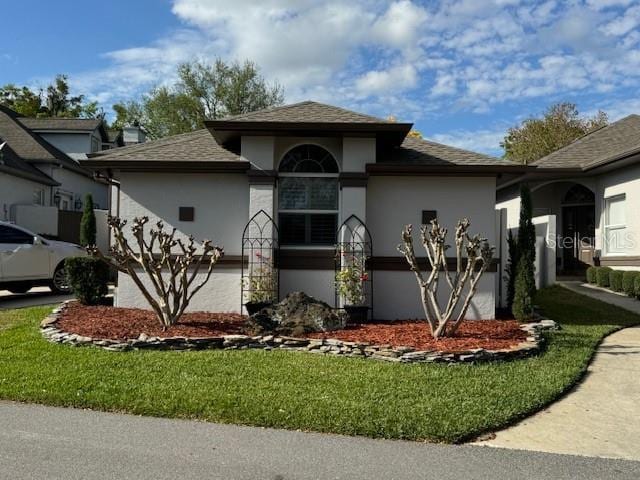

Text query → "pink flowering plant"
[335,250,369,306]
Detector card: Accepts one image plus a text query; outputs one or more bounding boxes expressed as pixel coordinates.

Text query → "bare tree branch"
[397,218,494,339]
[90,216,224,330]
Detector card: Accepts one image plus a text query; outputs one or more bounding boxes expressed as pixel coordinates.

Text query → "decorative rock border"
[41,301,559,364]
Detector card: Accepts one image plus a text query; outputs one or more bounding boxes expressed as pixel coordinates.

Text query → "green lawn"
[0,285,637,443]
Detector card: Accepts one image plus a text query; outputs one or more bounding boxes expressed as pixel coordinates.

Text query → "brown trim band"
[368,256,499,272]
[599,256,640,267]
[248,169,277,185]
[80,160,251,173]
[277,250,499,272]
[339,172,368,187]
[366,163,532,176]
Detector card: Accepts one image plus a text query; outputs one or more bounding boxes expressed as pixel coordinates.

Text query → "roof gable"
[0,105,93,177]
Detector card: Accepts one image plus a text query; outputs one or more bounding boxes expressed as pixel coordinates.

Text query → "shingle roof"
[219,100,390,124]
[533,114,640,170]
[17,117,102,132]
[0,137,59,185]
[88,129,241,162]
[392,136,518,166]
[0,105,92,176]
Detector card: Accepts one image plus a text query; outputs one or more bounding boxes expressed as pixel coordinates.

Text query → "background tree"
[111,59,284,139]
[0,75,99,118]
[0,85,42,116]
[502,103,608,164]
[80,194,96,247]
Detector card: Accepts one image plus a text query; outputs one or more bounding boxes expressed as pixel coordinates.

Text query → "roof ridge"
[533,114,638,164]
[217,100,390,123]
[90,129,211,157]
[405,135,502,162]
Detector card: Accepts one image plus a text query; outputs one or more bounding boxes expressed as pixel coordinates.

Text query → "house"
[0,105,144,239]
[82,101,527,319]
[496,114,640,290]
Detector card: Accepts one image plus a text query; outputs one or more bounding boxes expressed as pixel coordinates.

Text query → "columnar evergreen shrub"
[609,270,624,292]
[586,266,598,284]
[512,255,535,321]
[509,184,537,318]
[79,194,96,247]
[505,230,518,309]
[596,267,613,288]
[634,275,640,298]
[65,257,109,305]
[622,271,639,297]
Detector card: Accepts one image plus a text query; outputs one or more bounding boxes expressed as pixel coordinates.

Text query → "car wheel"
[50,264,70,294]
[8,284,31,294]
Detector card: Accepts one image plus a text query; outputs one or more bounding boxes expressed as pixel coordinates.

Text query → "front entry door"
[562,205,595,272]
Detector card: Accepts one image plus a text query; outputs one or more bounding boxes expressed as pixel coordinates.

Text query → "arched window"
[563,184,595,205]
[278,145,339,246]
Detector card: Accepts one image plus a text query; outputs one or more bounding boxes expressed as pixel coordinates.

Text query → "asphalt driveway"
[0,401,638,480]
[0,286,73,309]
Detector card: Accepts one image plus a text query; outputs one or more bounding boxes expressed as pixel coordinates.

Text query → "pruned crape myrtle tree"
[398,219,494,339]
[90,216,224,330]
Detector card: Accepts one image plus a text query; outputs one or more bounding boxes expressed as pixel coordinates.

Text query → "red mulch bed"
[307,320,527,352]
[57,303,247,340]
[58,304,526,352]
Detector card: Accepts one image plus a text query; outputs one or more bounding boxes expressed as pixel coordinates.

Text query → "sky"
[1,0,639,156]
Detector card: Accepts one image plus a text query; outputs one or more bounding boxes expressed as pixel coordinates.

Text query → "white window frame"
[604,194,627,255]
[277,147,340,248]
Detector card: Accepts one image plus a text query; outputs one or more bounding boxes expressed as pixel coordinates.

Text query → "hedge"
[586,266,598,284]
[609,270,624,292]
[623,271,640,297]
[65,257,109,305]
[596,267,613,288]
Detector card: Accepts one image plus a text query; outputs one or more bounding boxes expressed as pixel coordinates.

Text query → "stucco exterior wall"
[367,176,497,255]
[51,167,108,209]
[114,172,249,311]
[117,269,242,313]
[367,176,497,319]
[280,269,335,306]
[595,163,640,259]
[0,172,51,221]
[375,272,496,320]
[39,132,92,159]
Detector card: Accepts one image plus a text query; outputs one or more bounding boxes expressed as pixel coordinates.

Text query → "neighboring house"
[497,114,640,287]
[0,105,145,239]
[82,101,525,319]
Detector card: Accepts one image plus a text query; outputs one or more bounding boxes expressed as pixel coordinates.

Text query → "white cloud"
[55,0,640,136]
[371,1,429,48]
[601,5,640,35]
[355,64,418,95]
[430,127,508,156]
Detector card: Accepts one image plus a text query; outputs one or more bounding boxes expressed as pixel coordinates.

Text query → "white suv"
[0,221,86,294]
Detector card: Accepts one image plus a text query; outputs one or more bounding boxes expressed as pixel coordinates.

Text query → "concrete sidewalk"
[478,283,640,461]
[0,401,638,480]
[560,280,640,315]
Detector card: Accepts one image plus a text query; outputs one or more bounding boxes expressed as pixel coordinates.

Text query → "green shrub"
[512,255,535,321]
[634,275,640,299]
[586,266,598,284]
[596,267,613,288]
[65,257,109,305]
[79,194,96,247]
[622,271,639,297]
[609,270,624,292]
